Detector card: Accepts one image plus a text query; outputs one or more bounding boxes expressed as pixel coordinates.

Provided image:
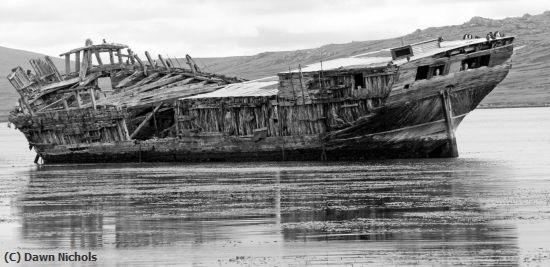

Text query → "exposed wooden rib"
[158,55,170,70]
[145,51,155,66]
[134,54,145,71]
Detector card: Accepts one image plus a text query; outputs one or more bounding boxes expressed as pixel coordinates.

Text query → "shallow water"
[0,107,549,266]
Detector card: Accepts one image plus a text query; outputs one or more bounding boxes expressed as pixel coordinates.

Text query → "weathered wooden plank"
[115,71,143,88]
[122,72,161,91]
[158,77,193,90]
[133,74,184,93]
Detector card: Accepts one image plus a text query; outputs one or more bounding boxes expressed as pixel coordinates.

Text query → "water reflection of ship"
[16,164,518,264]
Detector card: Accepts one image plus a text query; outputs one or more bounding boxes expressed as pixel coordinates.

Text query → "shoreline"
[1,104,549,123]
[477,104,550,109]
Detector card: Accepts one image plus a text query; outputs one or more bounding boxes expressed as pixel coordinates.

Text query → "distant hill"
[1,11,550,121]
[0,46,64,121]
[195,11,550,108]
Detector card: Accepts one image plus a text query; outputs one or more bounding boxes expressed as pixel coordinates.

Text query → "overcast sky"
[0,0,548,58]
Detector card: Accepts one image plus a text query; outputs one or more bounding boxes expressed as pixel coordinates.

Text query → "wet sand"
[1,107,550,266]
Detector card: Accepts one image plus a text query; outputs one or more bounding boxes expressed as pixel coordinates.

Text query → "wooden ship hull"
[6,36,514,163]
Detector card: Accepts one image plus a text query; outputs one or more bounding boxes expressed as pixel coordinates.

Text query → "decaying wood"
[158,55,170,70]
[145,51,155,66]
[6,36,515,163]
[130,103,163,138]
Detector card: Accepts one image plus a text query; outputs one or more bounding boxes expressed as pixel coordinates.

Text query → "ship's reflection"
[15,160,519,265]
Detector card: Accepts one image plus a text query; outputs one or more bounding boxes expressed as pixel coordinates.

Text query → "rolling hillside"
[195,11,550,108]
[1,11,549,121]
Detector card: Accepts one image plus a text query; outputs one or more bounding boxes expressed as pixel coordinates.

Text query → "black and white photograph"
[1,0,550,266]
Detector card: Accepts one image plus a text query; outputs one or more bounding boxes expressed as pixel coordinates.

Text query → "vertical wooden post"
[65,54,71,75]
[86,50,92,70]
[75,91,82,108]
[288,67,296,100]
[62,99,69,110]
[117,49,123,64]
[79,50,88,81]
[439,89,458,157]
[89,87,97,110]
[109,50,115,64]
[174,100,179,138]
[127,49,135,64]
[75,51,81,72]
[298,64,306,104]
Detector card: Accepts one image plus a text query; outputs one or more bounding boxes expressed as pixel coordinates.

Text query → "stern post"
[439,87,459,157]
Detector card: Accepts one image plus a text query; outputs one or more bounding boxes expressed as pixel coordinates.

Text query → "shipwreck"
[6,35,514,163]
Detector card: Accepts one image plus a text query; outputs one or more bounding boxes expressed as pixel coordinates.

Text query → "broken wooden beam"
[37,94,72,112]
[134,54,145,71]
[130,103,163,139]
[45,56,62,81]
[158,55,170,70]
[128,74,185,93]
[115,71,143,88]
